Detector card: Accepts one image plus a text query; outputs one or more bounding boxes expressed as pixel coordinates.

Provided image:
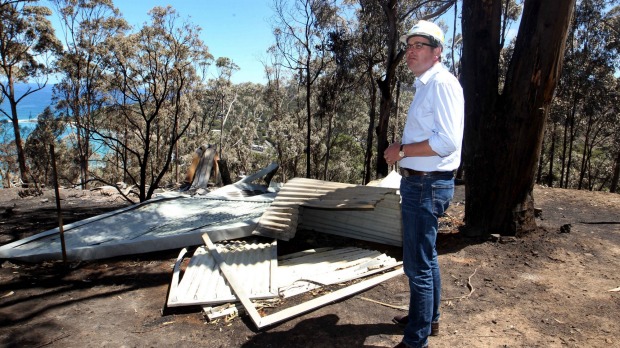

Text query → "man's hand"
[383,143,401,166]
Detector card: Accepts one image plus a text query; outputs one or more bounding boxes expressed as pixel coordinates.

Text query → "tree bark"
[547,122,557,187]
[610,150,620,193]
[9,98,29,185]
[461,0,575,236]
[375,0,403,179]
[363,65,377,185]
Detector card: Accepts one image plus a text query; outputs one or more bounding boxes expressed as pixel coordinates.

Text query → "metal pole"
[49,144,67,264]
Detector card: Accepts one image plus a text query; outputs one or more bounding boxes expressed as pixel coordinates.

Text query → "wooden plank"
[202,233,265,327]
[258,268,404,328]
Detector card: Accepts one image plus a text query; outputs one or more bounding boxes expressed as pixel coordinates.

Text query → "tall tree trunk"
[364,66,377,185]
[9,101,29,184]
[376,82,392,178]
[564,111,576,188]
[461,0,575,236]
[577,114,594,190]
[5,79,30,185]
[547,122,557,187]
[610,150,620,193]
[537,131,545,184]
[560,110,569,188]
[323,111,334,181]
[375,0,404,179]
[305,63,312,178]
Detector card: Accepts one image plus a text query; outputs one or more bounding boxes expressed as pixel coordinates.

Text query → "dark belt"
[399,167,455,177]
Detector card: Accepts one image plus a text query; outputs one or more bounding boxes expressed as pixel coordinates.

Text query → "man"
[383,20,464,348]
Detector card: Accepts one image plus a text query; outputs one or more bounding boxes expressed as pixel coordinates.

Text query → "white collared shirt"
[400,63,464,172]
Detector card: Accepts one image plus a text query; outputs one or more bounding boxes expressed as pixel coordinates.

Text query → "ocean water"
[0,83,55,120]
[1,83,56,141]
[1,84,112,187]
[1,83,55,186]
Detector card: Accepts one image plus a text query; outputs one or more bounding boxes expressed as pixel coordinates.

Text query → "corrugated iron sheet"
[167,239,278,307]
[168,243,401,308]
[252,178,400,241]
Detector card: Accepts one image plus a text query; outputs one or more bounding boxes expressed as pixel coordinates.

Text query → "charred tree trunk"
[547,122,557,187]
[375,0,404,179]
[376,79,392,178]
[9,104,29,184]
[6,79,30,185]
[364,64,377,185]
[610,150,620,193]
[461,0,575,236]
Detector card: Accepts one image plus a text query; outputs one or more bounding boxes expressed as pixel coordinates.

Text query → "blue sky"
[45,0,275,84]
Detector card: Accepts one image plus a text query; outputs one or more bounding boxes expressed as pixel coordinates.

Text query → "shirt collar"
[415,62,443,87]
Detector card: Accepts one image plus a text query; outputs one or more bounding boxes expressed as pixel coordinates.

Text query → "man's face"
[405,36,441,77]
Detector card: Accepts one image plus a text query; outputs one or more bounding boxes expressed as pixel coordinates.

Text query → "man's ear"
[433,47,442,60]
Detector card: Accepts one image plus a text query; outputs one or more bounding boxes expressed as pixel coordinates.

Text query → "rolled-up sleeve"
[428,79,464,157]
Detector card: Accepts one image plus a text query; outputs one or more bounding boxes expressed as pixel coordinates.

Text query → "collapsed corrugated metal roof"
[0,194,273,262]
[167,240,402,309]
[252,178,401,243]
[199,233,403,329]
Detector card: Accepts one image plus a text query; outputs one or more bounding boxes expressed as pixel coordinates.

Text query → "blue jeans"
[400,172,454,347]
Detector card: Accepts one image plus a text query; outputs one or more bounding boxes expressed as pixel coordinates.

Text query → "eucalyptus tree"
[343,0,388,184]
[262,47,306,181]
[460,0,575,236]
[222,82,267,178]
[271,0,338,178]
[314,22,368,182]
[543,0,620,191]
[51,0,129,189]
[0,0,62,184]
[24,106,66,186]
[211,57,239,157]
[575,73,618,191]
[605,5,620,193]
[101,6,213,202]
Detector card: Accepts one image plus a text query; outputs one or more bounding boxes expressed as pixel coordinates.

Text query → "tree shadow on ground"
[0,251,174,327]
[242,314,402,348]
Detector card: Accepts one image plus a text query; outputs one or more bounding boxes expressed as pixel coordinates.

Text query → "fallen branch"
[443,267,478,301]
[35,333,71,347]
[358,296,407,310]
[1,291,14,299]
[130,321,175,334]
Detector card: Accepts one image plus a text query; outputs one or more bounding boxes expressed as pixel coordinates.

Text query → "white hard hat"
[400,20,445,47]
